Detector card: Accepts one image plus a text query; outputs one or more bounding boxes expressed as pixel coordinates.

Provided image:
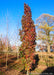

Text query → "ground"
[0,52,54,75]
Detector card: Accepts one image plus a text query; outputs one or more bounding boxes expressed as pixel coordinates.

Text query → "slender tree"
[6,15,8,69]
[19,3,36,75]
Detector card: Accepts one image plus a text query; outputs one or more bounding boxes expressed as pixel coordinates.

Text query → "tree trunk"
[27,70,29,75]
[47,43,50,53]
[6,51,8,69]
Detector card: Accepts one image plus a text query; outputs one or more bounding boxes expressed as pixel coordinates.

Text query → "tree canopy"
[36,14,54,52]
[19,3,36,71]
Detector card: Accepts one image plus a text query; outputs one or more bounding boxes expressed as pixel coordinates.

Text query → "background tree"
[0,35,7,52]
[0,38,3,52]
[52,36,54,50]
[36,14,54,52]
[19,3,36,75]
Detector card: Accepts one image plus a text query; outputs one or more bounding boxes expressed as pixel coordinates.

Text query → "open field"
[0,52,54,75]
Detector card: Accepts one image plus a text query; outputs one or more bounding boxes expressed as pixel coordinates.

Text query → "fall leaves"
[19,3,36,70]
